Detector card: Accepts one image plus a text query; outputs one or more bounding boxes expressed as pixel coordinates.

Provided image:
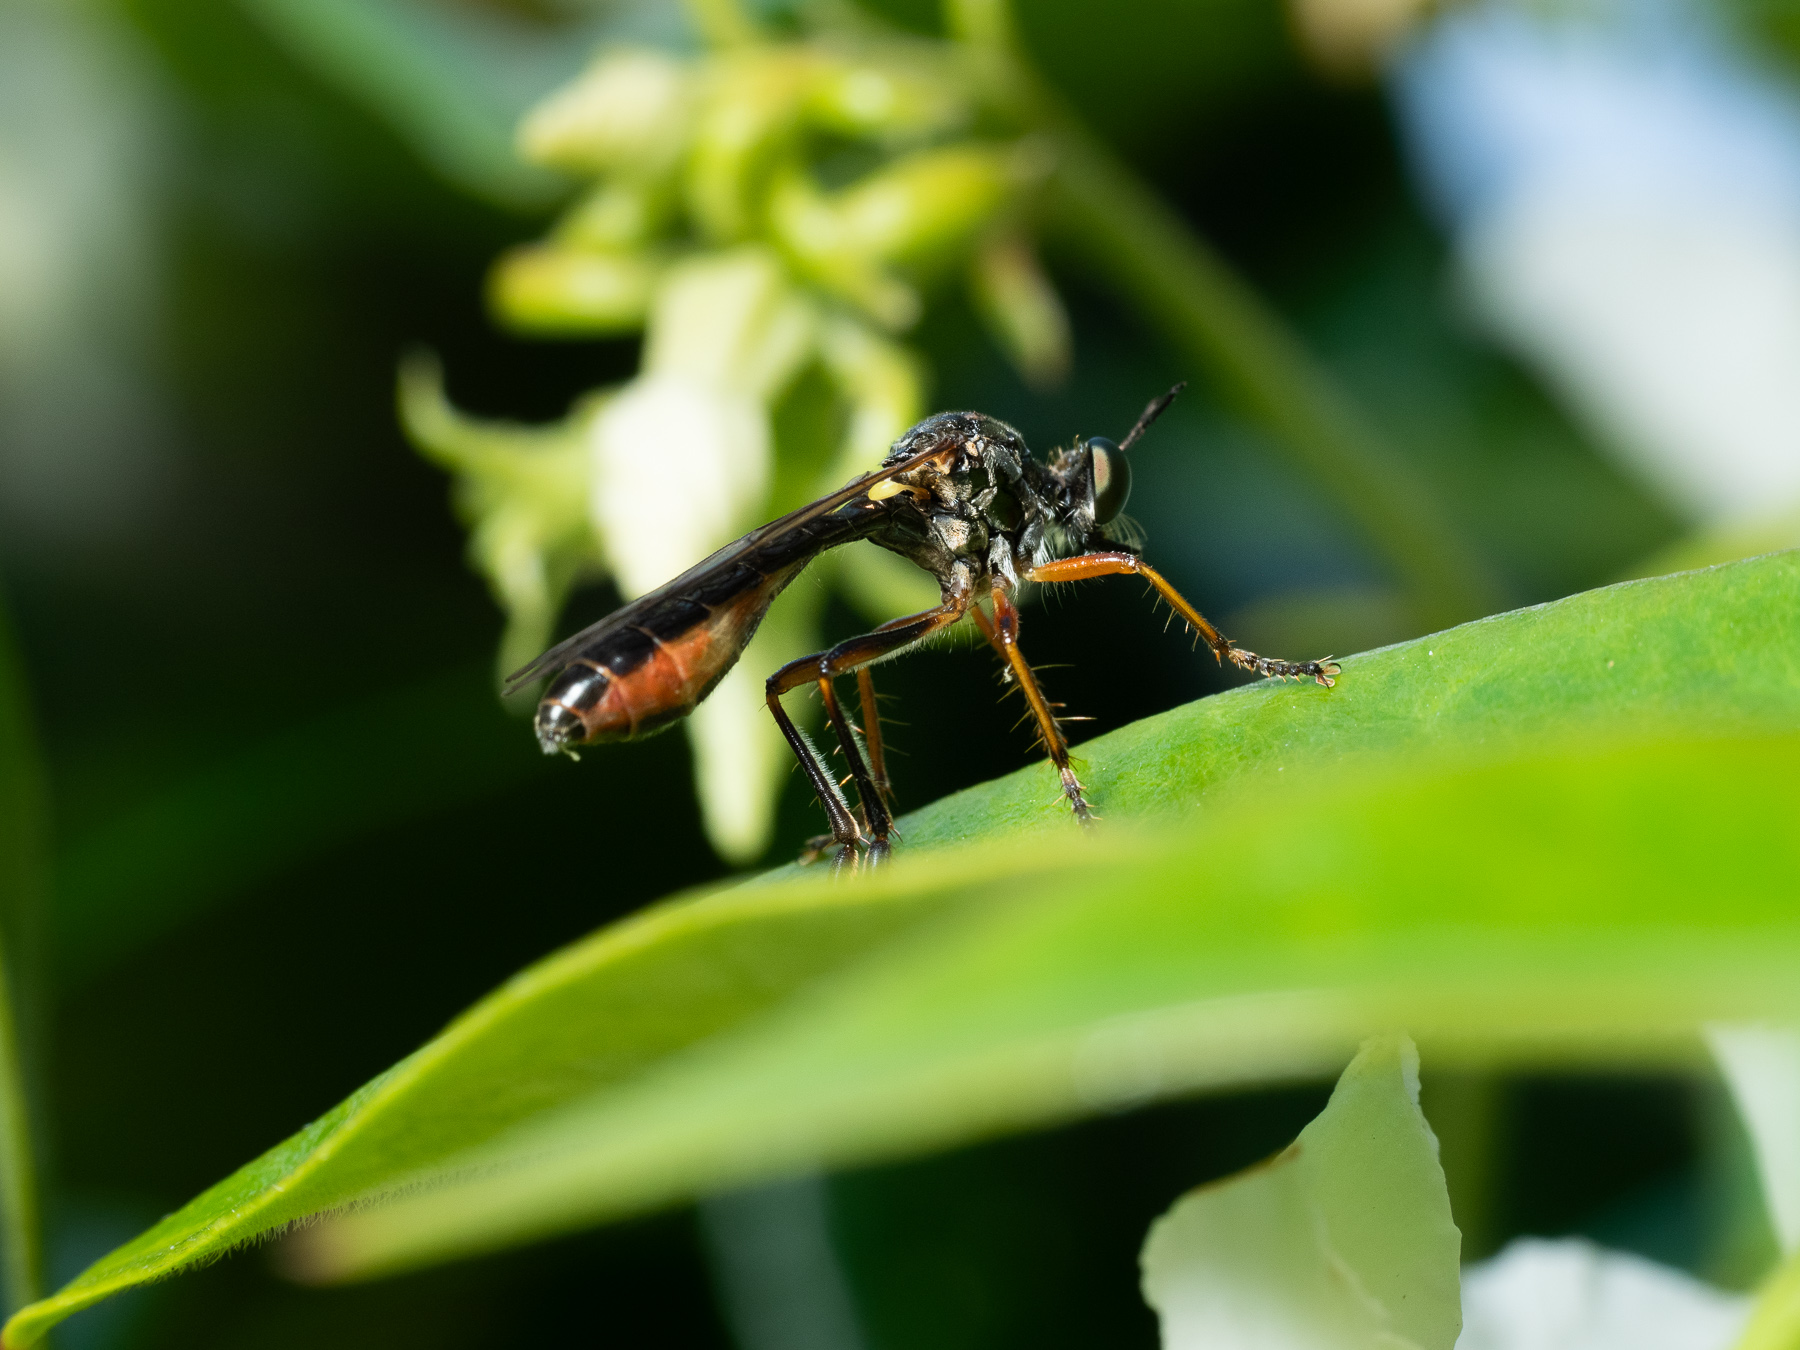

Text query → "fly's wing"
[502,445,941,695]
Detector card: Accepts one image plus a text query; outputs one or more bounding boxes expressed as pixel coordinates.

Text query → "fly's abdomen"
[534,563,803,755]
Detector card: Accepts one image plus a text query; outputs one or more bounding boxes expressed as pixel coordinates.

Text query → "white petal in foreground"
[1141,1033,1461,1350]
[1707,1023,1800,1255]
[1457,1238,1749,1350]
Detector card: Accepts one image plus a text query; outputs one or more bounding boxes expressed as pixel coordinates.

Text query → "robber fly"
[507,386,1339,870]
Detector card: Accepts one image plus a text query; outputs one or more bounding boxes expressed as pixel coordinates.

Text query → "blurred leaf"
[243,0,615,208]
[0,599,43,1313]
[5,552,1800,1344]
[1141,1034,1459,1350]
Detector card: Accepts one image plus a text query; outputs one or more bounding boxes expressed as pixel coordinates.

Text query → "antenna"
[1119,381,1188,453]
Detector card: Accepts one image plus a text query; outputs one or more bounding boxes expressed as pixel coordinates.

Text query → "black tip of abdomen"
[534,700,585,756]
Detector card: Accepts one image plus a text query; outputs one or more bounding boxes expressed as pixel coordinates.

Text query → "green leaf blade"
[8,553,1799,1346]
[297,733,1800,1279]
[889,551,1800,853]
[1,871,1007,1345]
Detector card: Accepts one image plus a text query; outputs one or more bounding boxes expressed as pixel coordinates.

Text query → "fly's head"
[1035,432,1132,550]
[1035,385,1181,551]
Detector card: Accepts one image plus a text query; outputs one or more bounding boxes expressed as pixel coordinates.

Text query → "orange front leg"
[974,588,1093,824]
[1023,553,1340,687]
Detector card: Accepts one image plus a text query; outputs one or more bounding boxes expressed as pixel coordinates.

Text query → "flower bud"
[804,50,970,141]
[767,167,921,328]
[685,50,817,242]
[517,48,692,176]
[642,246,816,403]
[833,143,1024,264]
[398,355,598,692]
[488,245,660,335]
[589,372,770,599]
[555,179,672,251]
[769,145,1031,327]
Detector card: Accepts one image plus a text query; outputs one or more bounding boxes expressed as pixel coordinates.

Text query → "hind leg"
[770,592,970,868]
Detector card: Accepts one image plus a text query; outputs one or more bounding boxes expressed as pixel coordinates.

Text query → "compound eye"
[1088,437,1131,522]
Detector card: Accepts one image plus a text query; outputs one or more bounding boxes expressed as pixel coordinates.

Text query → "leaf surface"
[298,732,1800,1278]
[885,549,1800,854]
[7,553,1799,1346]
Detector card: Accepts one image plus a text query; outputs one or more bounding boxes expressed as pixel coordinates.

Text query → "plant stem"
[946,0,1499,630]
[1734,1250,1800,1350]
[1049,141,1496,628]
[0,594,44,1316]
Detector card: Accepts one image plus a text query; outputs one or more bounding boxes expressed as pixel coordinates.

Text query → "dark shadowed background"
[2,0,1776,1344]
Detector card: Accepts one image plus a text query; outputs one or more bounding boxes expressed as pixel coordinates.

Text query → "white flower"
[1457,1239,1749,1350]
[588,373,769,599]
[587,247,818,861]
[1393,1,1800,524]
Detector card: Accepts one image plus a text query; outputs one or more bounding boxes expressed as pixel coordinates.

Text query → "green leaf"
[1141,1034,1460,1350]
[297,731,1800,1283]
[848,547,1800,856]
[7,553,1799,1346]
[242,0,592,209]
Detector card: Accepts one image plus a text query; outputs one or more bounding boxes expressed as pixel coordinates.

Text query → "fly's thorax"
[928,508,986,561]
[877,408,1069,587]
[884,410,1029,469]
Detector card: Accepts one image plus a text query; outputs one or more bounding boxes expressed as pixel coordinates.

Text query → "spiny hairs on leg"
[1225,646,1341,687]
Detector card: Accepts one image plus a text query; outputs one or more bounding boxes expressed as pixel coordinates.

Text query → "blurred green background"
[0,0,1781,1345]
